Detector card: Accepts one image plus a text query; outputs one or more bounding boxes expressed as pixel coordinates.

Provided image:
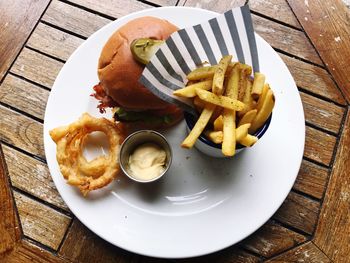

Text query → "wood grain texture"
[181,0,246,12]
[273,192,320,235]
[0,0,50,81]
[2,240,70,263]
[13,191,71,250]
[11,48,63,89]
[0,0,348,261]
[27,23,84,62]
[143,0,177,6]
[288,0,350,103]
[42,0,111,38]
[266,241,331,262]
[3,145,68,211]
[161,247,260,263]
[240,220,306,258]
[252,14,322,65]
[293,160,329,199]
[0,74,49,120]
[304,126,337,166]
[249,0,301,28]
[280,52,346,105]
[66,0,151,18]
[0,146,20,254]
[59,219,135,263]
[314,110,350,262]
[300,91,345,134]
[0,105,44,159]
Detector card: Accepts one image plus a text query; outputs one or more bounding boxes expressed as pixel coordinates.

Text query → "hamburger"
[92,16,183,128]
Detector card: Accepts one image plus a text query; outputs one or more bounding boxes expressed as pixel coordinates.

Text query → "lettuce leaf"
[114,108,173,125]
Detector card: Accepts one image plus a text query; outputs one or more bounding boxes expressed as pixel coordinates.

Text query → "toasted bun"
[98,17,178,110]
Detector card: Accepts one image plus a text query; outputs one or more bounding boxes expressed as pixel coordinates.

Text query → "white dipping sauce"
[128,143,166,181]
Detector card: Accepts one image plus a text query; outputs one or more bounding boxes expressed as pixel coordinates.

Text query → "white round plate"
[44,7,305,259]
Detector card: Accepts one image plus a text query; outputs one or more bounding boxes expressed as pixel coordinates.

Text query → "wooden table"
[1,0,349,262]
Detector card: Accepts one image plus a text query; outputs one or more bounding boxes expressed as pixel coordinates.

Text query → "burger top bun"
[98,16,178,110]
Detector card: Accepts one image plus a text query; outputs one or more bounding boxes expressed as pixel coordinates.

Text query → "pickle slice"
[130,38,165,65]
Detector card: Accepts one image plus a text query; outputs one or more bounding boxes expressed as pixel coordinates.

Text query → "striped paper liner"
[139,5,258,114]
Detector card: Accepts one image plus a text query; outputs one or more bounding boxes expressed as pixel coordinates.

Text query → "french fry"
[212,55,232,95]
[222,109,236,156]
[226,62,237,76]
[187,63,236,81]
[238,64,252,102]
[222,64,240,156]
[193,96,205,111]
[204,130,223,144]
[173,80,213,98]
[236,123,250,141]
[238,134,258,147]
[187,66,217,80]
[251,72,265,99]
[181,55,275,156]
[240,63,252,75]
[256,83,270,112]
[193,97,221,122]
[213,115,223,131]
[238,109,258,126]
[195,89,246,111]
[225,63,240,97]
[181,104,216,148]
[210,106,222,123]
[250,89,275,133]
[238,78,254,117]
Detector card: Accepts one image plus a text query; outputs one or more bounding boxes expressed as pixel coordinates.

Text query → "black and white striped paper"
[139,5,258,114]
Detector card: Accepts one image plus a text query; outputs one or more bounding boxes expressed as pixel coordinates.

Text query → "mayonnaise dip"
[128,143,166,181]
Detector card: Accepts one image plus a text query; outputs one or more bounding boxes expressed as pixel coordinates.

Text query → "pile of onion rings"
[49,113,124,196]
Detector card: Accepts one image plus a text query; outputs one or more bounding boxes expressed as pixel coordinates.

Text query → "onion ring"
[49,113,124,196]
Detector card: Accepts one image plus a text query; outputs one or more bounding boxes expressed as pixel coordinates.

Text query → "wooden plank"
[0,105,44,159]
[181,0,246,12]
[0,0,50,81]
[273,191,320,235]
[26,23,84,62]
[266,241,331,262]
[288,0,350,103]
[240,220,306,258]
[252,14,322,65]
[160,247,260,263]
[0,146,20,254]
[293,160,329,199]
[144,0,177,5]
[66,0,151,18]
[2,240,70,263]
[59,219,135,263]
[314,110,350,262]
[0,74,49,120]
[300,92,345,134]
[3,145,68,211]
[304,126,337,166]
[13,191,71,250]
[11,48,63,89]
[42,0,111,38]
[249,0,301,29]
[280,53,346,105]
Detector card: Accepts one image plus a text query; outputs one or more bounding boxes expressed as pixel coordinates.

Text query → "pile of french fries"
[173,55,275,157]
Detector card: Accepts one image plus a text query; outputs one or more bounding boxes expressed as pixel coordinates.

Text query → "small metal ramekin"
[119,130,172,183]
